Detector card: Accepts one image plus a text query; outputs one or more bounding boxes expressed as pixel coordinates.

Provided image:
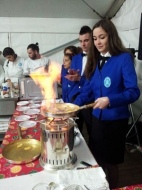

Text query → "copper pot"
[41,102,95,118]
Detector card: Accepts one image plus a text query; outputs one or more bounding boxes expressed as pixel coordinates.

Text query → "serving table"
[0,103,110,190]
[114,184,142,190]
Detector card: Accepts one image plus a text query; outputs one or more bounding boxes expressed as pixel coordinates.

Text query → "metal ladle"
[47,182,56,190]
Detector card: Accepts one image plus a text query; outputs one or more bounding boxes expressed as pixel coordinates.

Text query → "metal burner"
[39,117,77,170]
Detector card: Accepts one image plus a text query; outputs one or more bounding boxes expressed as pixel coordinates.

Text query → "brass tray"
[2,139,41,164]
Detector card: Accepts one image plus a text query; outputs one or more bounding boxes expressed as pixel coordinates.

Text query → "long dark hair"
[64,53,73,61]
[64,46,82,56]
[85,19,131,78]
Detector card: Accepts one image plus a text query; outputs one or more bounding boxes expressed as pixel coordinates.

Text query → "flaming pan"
[2,139,41,164]
[43,102,96,118]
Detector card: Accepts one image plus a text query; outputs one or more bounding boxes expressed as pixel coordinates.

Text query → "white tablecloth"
[0,129,109,190]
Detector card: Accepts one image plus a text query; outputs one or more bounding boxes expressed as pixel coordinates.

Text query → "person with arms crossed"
[74,19,140,189]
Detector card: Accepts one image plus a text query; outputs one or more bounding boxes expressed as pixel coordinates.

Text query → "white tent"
[0,0,142,117]
[0,0,129,63]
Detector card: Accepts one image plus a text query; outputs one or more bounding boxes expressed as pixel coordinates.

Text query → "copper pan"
[42,102,96,118]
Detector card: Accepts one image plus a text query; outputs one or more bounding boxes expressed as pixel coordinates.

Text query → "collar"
[82,51,87,56]
[100,52,111,57]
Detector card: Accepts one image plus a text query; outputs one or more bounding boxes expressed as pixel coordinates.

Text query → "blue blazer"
[61,65,70,102]
[67,54,88,102]
[74,53,140,120]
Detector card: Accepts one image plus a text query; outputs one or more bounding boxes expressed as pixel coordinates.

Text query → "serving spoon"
[47,182,56,190]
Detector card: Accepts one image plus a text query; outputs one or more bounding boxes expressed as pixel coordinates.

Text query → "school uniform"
[74,52,140,164]
[66,53,94,137]
[61,65,71,102]
[67,53,87,102]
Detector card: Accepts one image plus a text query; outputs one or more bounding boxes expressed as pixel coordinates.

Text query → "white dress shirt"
[81,52,87,76]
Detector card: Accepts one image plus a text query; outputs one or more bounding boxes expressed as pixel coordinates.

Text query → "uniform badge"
[104,77,111,88]
[18,62,22,66]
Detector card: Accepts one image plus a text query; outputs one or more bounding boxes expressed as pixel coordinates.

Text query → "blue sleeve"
[73,79,94,106]
[108,53,140,107]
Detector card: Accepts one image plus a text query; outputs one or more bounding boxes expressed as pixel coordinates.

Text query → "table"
[0,104,109,190]
[114,184,142,190]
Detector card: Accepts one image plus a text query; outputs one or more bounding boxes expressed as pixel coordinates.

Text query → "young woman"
[3,47,25,87]
[64,45,82,55]
[61,46,81,102]
[73,19,140,189]
[61,53,74,102]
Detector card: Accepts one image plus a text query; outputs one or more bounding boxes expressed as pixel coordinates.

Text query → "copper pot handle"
[79,102,96,110]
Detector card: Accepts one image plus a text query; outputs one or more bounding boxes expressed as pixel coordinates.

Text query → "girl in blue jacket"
[61,53,73,102]
[74,19,140,189]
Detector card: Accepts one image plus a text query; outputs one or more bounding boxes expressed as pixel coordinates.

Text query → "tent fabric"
[112,0,142,30]
[0,0,142,118]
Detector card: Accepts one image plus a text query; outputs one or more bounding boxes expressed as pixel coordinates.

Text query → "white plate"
[16,106,30,111]
[14,115,30,122]
[17,101,29,106]
[23,109,40,115]
[30,104,41,109]
[19,120,37,128]
[74,136,81,146]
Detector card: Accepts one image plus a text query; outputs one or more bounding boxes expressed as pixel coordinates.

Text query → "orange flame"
[30,61,61,109]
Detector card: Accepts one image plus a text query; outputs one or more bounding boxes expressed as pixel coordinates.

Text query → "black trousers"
[76,108,92,138]
[89,116,128,165]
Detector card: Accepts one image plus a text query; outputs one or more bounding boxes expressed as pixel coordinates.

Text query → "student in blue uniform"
[65,26,94,141]
[61,53,74,102]
[74,19,140,189]
[61,46,82,102]
[64,45,82,56]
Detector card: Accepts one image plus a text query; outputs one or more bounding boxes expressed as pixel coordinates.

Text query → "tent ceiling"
[0,0,125,19]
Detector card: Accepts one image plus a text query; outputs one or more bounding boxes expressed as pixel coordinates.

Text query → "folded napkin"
[0,117,10,121]
[0,123,9,127]
[0,123,9,131]
[57,167,110,190]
